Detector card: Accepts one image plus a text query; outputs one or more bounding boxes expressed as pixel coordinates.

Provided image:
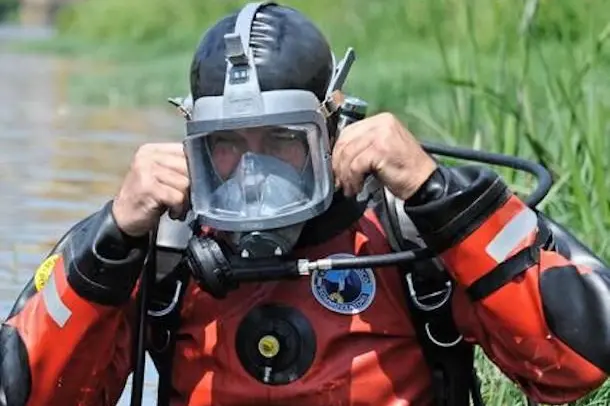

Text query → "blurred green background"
[47,0,610,255]
[8,0,610,404]
[0,0,18,21]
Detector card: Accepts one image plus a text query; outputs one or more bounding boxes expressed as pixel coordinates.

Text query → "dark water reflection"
[1,30,183,403]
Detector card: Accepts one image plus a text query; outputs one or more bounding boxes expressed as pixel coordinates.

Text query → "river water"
[0,25,183,405]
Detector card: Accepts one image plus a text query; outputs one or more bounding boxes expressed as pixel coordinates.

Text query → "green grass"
[18,0,610,404]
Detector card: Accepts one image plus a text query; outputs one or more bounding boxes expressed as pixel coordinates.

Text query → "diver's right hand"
[112,143,190,237]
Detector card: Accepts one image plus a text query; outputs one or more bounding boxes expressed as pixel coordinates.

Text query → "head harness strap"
[234,2,276,52]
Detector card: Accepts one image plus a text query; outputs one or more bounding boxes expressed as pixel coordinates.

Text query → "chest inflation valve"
[235,304,316,385]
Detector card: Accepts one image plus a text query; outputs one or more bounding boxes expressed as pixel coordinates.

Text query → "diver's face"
[208,126,308,179]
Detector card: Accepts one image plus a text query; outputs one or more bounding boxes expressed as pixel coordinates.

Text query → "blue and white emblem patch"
[311,253,376,315]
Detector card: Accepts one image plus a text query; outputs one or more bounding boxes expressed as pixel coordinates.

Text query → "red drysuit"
[1,165,608,405]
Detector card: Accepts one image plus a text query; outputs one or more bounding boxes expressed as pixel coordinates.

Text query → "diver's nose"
[245,132,265,154]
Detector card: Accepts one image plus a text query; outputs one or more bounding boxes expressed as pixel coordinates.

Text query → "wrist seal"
[65,201,149,306]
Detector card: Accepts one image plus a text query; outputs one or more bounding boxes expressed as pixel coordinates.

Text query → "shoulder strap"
[147,260,191,406]
[400,254,482,406]
[373,190,483,406]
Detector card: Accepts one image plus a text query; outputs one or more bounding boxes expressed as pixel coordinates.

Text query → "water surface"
[0,26,183,404]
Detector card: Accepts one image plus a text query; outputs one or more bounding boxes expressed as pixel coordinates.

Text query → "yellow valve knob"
[258,335,280,358]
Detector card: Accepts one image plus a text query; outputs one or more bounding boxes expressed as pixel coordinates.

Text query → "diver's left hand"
[332,112,437,200]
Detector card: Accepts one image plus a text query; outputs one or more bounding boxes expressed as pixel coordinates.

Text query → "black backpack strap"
[147,260,191,406]
[373,191,482,406]
[401,260,482,406]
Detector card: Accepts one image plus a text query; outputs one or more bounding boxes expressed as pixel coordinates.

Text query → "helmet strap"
[221,2,276,118]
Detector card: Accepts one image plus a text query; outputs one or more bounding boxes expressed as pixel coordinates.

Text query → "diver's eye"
[265,129,308,154]
[209,132,248,154]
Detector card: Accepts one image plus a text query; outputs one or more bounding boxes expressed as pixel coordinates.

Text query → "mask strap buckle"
[319,90,345,119]
[167,96,193,121]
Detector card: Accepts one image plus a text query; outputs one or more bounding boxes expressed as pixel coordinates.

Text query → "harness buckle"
[405,272,452,312]
[148,280,183,318]
[424,322,463,348]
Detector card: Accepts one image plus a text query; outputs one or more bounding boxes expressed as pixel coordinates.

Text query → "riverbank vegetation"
[25,0,610,403]
[0,0,17,21]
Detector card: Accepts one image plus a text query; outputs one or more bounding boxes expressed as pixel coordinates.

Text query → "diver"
[1,2,609,406]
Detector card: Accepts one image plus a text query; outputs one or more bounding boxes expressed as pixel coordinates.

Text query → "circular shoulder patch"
[311,253,376,315]
[34,254,59,292]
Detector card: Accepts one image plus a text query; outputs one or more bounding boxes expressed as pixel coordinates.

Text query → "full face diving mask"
[179,2,357,297]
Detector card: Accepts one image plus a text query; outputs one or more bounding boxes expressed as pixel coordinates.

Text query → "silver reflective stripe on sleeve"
[42,273,72,328]
[486,207,538,263]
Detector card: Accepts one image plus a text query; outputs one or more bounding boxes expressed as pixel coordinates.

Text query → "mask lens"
[185,122,333,231]
[207,126,309,180]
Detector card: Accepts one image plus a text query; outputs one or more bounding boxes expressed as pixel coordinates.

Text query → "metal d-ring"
[405,272,452,312]
[425,322,463,348]
[147,280,183,318]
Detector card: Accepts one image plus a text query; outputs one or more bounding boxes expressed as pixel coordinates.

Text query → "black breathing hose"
[303,142,554,272]
[130,226,158,406]
[320,247,433,270]
[421,141,553,207]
